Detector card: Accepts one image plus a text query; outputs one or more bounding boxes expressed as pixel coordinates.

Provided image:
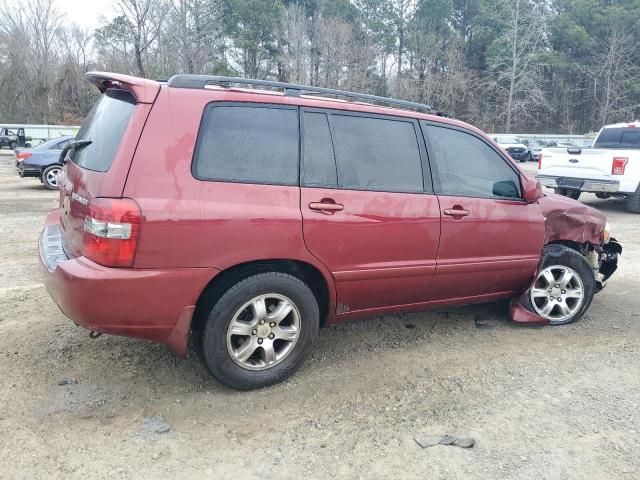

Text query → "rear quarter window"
[72,89,136,172]
[193,104,299,185]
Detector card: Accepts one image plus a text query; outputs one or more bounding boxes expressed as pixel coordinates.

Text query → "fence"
[1,124,80,145]
[491,133,596,148]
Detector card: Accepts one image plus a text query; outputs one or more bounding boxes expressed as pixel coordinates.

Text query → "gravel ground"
[1,154,639,480]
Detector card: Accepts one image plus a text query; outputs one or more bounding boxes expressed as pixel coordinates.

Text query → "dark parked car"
[15,135,74,189]
[1,127,31,149]
[39,73,621,390]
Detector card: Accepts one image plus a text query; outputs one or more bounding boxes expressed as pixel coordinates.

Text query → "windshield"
[71,89,136,172]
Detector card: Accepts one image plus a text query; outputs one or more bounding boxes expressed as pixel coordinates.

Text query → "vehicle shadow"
[32,299,529,398]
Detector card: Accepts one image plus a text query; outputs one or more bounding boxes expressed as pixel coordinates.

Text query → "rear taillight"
[612,157,628,175]
[83,198,141,267]
[16,152,32,162]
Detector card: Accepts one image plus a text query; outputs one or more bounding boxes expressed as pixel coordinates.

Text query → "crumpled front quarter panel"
[538,193,606,246]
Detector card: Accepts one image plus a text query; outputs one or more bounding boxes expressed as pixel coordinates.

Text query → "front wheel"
[554,188,581,201]
[42,165,62,190]
[626,187,640,214]
[201,272,319,390]
[523,245,596,325]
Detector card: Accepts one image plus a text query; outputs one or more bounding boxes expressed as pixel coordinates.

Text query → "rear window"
[72,89,136,172]
[594,127,640,149]
[193,104,299,185]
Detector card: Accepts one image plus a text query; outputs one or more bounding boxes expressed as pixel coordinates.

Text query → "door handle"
[309,201,344,212]
[444,207,470,217]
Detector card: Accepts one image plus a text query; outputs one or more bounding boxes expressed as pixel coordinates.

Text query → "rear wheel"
[554,188,581,201]
[201,272,319,390]
[522,245,596,325]
[9,141,17,150]
[626,186,640,214]
[42,165,61,190]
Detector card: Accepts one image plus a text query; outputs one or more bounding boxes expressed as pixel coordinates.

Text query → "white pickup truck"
[537,121,640,213]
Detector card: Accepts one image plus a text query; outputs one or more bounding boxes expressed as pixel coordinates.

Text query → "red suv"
[39,72,621,390]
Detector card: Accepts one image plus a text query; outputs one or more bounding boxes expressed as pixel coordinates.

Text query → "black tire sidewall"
[626,187,640,214]
[202,272,319,390]
[523,245,596,325]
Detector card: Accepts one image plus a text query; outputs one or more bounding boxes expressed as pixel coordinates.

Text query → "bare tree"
[0,0,63,123]
[487,0,548,132]
[116,0,169,77]
[279,3,311,84]
[587,27,639,125]
[166,0,223,74]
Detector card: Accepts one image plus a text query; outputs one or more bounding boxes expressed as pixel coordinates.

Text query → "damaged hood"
[538,192,606,245]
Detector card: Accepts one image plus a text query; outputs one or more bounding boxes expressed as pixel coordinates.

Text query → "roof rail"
[167,75,438,114]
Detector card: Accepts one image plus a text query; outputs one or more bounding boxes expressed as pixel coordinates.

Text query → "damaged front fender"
[538,193,607,245]
[509,192,620,325]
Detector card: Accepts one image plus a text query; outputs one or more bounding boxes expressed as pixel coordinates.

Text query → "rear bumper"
[507,151,529,161]
[39,211,218,356]
[16,162,42,178]
[537,175,620,193]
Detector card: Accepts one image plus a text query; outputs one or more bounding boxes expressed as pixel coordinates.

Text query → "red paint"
[39,72,610,355]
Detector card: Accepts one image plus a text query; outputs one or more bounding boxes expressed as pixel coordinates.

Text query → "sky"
[55,0,116,28]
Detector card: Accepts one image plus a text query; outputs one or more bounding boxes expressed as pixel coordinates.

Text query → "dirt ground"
[0,154,638,480]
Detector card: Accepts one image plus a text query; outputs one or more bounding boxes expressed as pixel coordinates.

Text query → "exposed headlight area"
[603,222,611,244]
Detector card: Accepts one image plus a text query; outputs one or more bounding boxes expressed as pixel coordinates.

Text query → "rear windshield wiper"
[59,140,92,164]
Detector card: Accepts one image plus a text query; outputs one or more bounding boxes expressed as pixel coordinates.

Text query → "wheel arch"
[190,259,335,344]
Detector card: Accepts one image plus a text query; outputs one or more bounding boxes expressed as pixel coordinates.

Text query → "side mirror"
[522,176,543,203]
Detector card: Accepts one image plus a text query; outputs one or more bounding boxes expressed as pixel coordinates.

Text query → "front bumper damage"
[510,238,622,325]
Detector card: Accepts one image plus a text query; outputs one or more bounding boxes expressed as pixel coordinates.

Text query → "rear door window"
[193,104,299,185]
[72,89,136,172]
[330,114,424,193]
[423,123,521,199]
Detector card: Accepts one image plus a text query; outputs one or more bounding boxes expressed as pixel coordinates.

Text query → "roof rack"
[167,75,439,115]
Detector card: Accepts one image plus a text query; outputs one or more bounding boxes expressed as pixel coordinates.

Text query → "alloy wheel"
[530,265,585,323]
[226,293,301,371]
[46,167,61,187]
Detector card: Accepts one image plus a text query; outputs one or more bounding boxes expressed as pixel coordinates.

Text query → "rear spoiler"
[85,72,160,104]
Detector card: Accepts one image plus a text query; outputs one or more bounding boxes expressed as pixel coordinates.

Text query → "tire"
[201,272,319,390]
[554,188,581,201]
[626,186,640,214]
[595,192,611,200]
[42,165,62,190]
[9,141,17,150]
[522,244,596,325]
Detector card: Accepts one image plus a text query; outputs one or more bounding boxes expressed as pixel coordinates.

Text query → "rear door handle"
[444,208,470,217]
[309,201,344,212]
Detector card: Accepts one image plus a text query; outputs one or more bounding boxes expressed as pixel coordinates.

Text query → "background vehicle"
[39,73,618,390]
[15,135,74,189]
[0,127,32,149]
[528,141,546,162]
[537,121,640,212]
[494,136,529,162]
